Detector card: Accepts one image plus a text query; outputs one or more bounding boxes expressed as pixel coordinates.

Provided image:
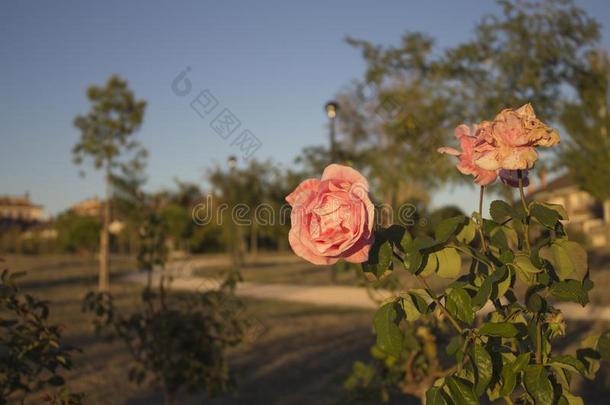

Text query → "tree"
[336,0,601,205]
[55,212,101,254]
[560,49,610,201]
[208,159,279,258]
[73,75,147,292]
[444,0,600,122]
[334,33,463,212]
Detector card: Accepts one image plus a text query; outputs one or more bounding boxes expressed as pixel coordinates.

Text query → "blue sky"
[1,0,609,216]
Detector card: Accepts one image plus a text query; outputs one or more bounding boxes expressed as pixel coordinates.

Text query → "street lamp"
[227,155,237,171]
[325,101,339,163]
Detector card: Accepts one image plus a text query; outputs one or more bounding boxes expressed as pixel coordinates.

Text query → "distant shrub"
[83,211,246,404]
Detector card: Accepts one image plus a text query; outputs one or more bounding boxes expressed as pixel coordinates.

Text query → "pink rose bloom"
[286,164,375,265]
[437,124,498,186]
[474,103,560,171]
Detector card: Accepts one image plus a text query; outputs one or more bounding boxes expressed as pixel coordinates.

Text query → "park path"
[124,258,610,321]
[125,271,389,310]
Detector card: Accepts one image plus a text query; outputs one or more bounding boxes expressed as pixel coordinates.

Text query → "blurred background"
[1,0,610,403]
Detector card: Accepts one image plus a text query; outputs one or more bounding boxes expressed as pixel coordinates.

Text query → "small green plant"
[83,209,246,404]
[0,266,83,404]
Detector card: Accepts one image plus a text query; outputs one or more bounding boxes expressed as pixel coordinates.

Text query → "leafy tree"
[559,50,610,201]
[55,212,101,254]
[208,159,289,257]
[160,203,191,251]
[444,0,600,122]
[109,171,148,254]
[334,0,601,205]
[0,268,83,404]
[73,75,147,292]
[336,33,459,208]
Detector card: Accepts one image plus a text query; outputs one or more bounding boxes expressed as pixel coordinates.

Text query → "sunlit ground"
[4,253,610,404]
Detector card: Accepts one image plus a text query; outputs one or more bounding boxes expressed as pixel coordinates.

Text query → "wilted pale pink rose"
[286,164,375,265]
[437,124,498,186]
[474,103,560,171]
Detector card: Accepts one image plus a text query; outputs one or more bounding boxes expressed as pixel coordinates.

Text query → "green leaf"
[559,392,584,405]
[378,241,393,270]
[523,365,554,405]
[399,292,429,321]
[513,254,541,285]
[426,387,449,405]
[373,302,403,358]
[550,280,589,306]
[404,248,424,275]
[472,276,492,309]
[447,335,464,356]
[435,216,466,243]
[490,200,515,223]
[557,240,588,279]
[514,254,541,274]
[491,266,511,300]
[382,225,410,251]
[445,376,479,405]
[513,353,530,372]
[420,252,439,277]
[471,343,493,396]
[490,227,509,250]
[540,242,574,280]
[526,291,546,313]
[530,202,561,229]
[400,228,413,253]
[363,239,393,280]
[436,247,462,279]
[550,355,587,376]
[500,366,517,396]
[446,287,474,324]
[533,202,569,221]
[456,218,476,244]
[478,322,519,338]
[597,333,610,363]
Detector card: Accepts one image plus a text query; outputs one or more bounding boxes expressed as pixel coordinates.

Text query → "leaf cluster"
[0,268,83,404]
[364,195,609,403]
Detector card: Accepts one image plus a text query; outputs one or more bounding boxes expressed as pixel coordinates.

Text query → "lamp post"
[325,101,339,163]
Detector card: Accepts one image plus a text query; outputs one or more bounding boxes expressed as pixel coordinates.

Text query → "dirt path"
[125,265,610,321]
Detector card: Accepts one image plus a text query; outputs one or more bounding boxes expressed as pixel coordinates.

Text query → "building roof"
[0,195,43,209]
[528,174,576,199]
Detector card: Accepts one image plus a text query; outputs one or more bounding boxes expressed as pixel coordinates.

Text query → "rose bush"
[289,105,610,404]
[286,163,375,265]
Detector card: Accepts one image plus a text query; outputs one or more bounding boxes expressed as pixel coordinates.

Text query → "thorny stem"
[416,275,464,334]
[536,314,543,364]
[392,250,463,334]
[517,170,532,252]
[477,186,487,251]
[448,243,493,267]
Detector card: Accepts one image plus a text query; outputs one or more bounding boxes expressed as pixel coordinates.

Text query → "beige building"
[528,175,610,248]
[70,197,104,218]
[0,194,44,223]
